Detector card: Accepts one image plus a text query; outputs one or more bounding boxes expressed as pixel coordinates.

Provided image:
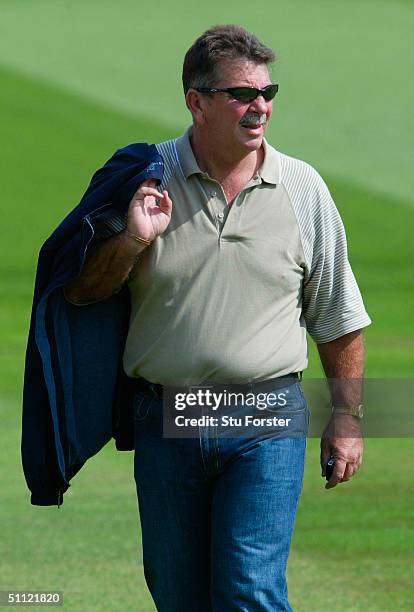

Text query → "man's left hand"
[320,413,364,489]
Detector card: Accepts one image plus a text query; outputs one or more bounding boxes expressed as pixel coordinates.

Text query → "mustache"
[239,112,267,126]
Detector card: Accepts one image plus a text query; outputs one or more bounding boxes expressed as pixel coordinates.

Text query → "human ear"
[185,90,208,125]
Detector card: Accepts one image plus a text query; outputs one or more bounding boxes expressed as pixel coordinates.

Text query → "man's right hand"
[126,179,173,243]
[64,179,173,306]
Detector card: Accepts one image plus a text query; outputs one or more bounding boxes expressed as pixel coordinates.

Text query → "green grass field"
[1,1,413,610]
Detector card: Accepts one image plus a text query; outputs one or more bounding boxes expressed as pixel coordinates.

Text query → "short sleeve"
[301,172,372,343]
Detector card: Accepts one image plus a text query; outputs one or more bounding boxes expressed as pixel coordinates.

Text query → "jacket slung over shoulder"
[22,143,164,507]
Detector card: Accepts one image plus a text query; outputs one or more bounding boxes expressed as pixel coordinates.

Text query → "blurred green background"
[1,1,413,610]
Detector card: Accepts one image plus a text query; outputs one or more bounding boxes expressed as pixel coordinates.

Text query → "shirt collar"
[175,127,203,179]
[176,126,280,185]
[259,138,280,185]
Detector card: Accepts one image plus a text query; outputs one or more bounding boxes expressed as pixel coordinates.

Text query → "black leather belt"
[132,372,300,401]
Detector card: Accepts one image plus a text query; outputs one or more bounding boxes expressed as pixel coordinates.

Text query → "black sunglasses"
[195,83,279,103]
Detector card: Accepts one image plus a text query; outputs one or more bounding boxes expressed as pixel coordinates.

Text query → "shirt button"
[217,212,224,219]
[210,190,217,197]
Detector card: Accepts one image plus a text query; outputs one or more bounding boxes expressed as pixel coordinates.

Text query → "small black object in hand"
[325,456,336,481]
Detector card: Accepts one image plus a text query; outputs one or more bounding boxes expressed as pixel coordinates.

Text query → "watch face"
[350,404,363,418]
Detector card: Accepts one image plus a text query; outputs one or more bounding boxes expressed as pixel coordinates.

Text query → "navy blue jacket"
[22,143,164,506]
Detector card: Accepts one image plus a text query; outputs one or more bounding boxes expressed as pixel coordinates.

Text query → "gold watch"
[332,404,363,419]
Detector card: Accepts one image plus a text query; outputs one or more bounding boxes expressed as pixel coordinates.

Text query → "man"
[64,24,371,611]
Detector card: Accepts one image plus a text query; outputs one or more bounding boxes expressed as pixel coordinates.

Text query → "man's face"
[199,59,273,156]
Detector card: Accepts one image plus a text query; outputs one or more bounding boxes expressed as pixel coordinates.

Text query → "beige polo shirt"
[122,128,371,385]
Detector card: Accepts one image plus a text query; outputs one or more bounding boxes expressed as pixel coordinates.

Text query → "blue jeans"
[133,381,308,611]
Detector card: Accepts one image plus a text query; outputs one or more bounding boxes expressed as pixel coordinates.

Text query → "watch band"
[332,404,363,419]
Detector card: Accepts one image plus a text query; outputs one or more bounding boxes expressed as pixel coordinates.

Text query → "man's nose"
[249,95,269,113]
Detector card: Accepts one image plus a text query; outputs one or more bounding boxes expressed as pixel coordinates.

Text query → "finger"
[140,179,158,188]
[158,190,173,214]
[342,462,356,482]
[325,458,346,489]
[131,180,157,200]
[136,186,165,200]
